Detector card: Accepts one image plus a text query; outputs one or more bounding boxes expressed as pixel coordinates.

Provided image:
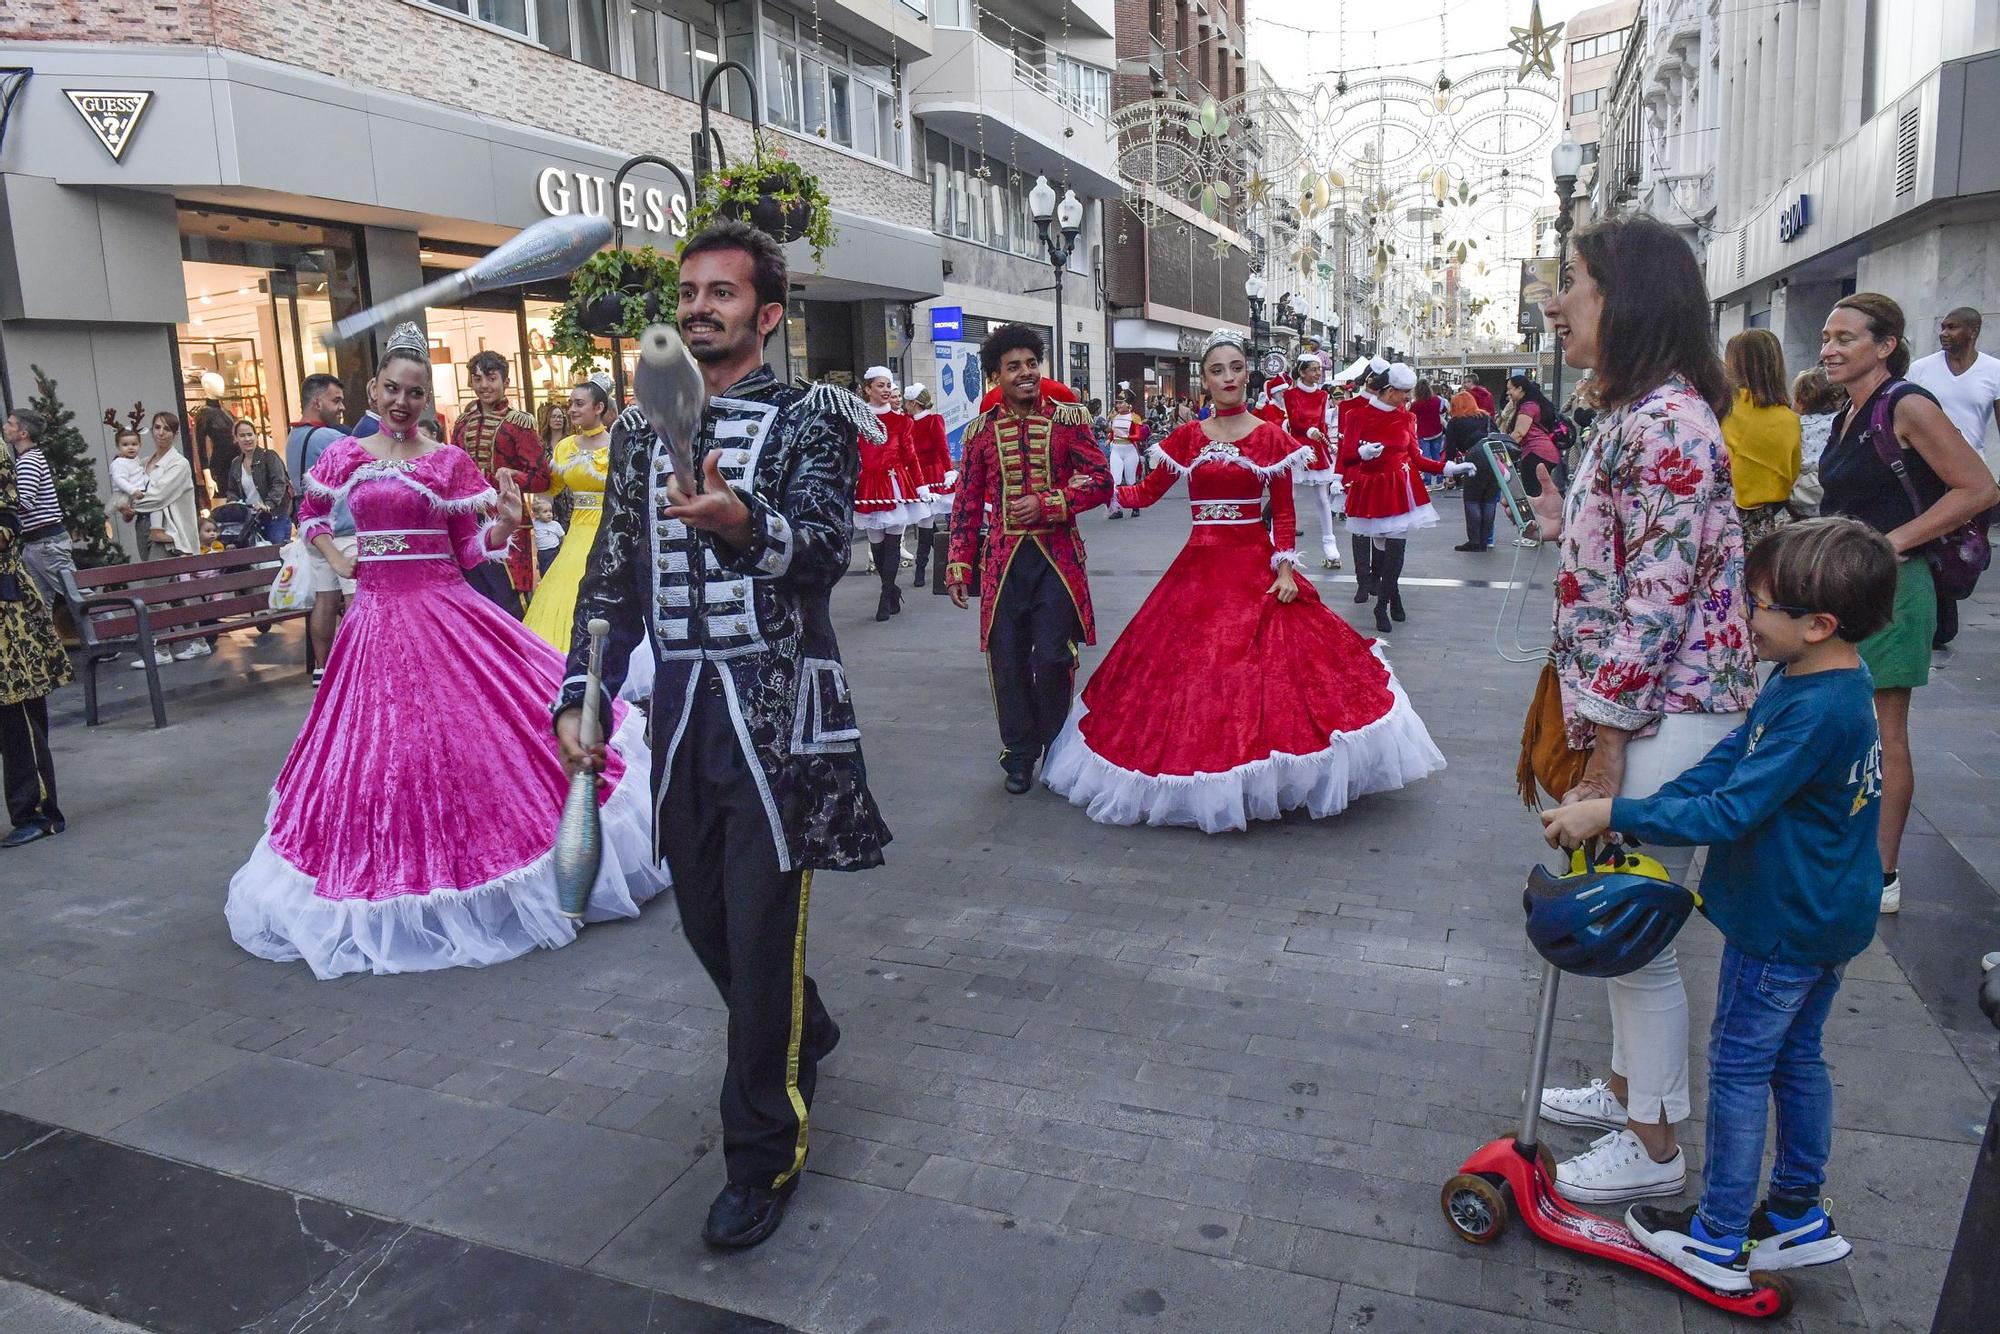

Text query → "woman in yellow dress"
[523,376,613,650]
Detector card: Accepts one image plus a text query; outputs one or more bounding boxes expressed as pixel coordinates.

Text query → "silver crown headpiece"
[1198,328,1251,361]
[384,322,427,358]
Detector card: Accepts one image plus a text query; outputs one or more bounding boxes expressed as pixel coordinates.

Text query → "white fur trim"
[225,708,670,979]
[1344,503,1440,537]
[1270,549,1307,572]
[1041,643,1446,834]
[1145,441,1313,480]
[306,465,496,516]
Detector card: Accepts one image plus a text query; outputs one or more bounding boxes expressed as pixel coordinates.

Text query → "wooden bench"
[62,546,315,728]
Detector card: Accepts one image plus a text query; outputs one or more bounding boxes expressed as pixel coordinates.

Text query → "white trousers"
[1310,483,1339,558]
[1109,442,1142,512]
[1602,708,1742,1124]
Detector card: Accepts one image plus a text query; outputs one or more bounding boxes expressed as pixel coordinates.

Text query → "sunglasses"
[1746,592,1813,618]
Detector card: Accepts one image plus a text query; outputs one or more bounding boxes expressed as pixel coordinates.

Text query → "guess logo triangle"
[65,90,153,161]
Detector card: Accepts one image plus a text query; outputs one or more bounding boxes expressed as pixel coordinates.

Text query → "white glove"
[1358,443,1384,461]
[1308,427,1327,443]
[943,469,960,487]
[1443,460,1476,478]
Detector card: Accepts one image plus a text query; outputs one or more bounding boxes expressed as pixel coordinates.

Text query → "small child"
[198,517,224,554]
[1542,517,1897,1293]
[109,429,148,520]
[531,496,564,574]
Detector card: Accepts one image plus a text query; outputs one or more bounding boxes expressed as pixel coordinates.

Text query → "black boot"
[873,538,896,621]
[912,527,933,588]
[1374,598,1394,634]
[1351,535,1373,603]
[1002,750,1035,795]
[1382,539,1408,621]
[703,1178,798,1249]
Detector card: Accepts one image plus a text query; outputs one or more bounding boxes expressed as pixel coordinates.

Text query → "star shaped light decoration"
[1244,172,1273,208]
[1507,1,1564,83]
[1208,234,1236,259]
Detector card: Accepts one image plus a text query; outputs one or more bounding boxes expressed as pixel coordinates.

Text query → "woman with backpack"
[1506,374,1566,507]
[1817,293,1997,914]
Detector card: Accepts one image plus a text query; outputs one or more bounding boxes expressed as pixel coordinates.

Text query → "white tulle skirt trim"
[225,708,670,980]
[1345,504,1439,537]
[619,637,654,702]
[1299,467,1342,486]
[1042,644,1446,834]
[853,503,927,533]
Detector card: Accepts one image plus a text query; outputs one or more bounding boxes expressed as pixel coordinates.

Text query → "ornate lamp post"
[1549,129,1584,412]
[1028,175,1085,382]
[1245,271,1266,366]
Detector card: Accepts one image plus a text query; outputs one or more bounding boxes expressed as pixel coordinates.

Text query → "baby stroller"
[208,500,265,550]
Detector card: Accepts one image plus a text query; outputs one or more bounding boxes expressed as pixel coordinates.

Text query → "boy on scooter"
[1542,517,1897,1294]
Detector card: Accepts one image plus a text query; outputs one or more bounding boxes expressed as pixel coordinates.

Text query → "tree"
[27,365,123,568]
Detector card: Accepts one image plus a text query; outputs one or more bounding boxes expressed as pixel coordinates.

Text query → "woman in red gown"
[903,383,955,593]
[1041,331,1446,833]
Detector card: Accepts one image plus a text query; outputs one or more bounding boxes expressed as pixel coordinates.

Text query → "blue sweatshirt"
[1610,665,1881,965]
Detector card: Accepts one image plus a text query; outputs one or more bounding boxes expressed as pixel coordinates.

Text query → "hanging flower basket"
[688,142,835,266]
[549,245,679,373]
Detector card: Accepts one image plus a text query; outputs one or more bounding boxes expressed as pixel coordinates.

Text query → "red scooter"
[1440,957,1793,1318]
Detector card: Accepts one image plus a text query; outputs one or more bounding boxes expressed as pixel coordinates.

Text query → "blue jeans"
[1419,434,1445,461]
[1464,499,1497,547]
[1698,943,1844,1237]
[260,513,293,545]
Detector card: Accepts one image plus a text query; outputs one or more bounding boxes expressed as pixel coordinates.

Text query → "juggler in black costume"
[558,376,891,1211]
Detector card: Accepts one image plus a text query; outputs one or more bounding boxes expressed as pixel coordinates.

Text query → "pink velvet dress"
[225,439,668,979]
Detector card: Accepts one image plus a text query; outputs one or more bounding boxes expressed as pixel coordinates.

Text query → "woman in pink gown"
[1041,330,1446,833]
[226,332,667,978]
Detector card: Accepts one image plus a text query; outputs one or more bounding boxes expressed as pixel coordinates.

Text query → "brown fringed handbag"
[1517,656,1590,807]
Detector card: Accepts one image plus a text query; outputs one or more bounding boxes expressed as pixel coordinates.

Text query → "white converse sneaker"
[1555,1129,1686,1205]
[174,640,212,660]
[1539,1078,1628,1130]
[1879,874,1901,914]
[129,651,173,670]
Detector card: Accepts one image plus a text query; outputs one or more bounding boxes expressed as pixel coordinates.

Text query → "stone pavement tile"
[591,1152,893,1331]
[1056,1236,1341,1333]
[1329,1283,1542,1333]
[905,1153,977,1201]
[250,1079,533,1216]
[0,1278,150,1332]
[1843,1238,1953,1334]
[411,1116,692,1266]
[0,1030,248,1136]
[112,1056,377,1175]
[1827,1047,1990,1144]
[1821,1127,1982,1248]
[0,1004,123,1090]
[809,1193,1101,1334]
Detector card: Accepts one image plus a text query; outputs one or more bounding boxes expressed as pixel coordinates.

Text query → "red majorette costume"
[855,367,926,620]
[946,390,1109,790]
[979,377,1076,414]
[1105,401,1150,518]
[1040,336,1444,833]
[902,384,956,595]
[451,398,550,615]
[1338,359,1473,634]
[1269,351,1343,569]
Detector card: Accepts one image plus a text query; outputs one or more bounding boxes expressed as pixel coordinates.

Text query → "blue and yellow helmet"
[1522,847,1699,979]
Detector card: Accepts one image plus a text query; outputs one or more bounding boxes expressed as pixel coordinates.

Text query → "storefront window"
[176,208,366,469]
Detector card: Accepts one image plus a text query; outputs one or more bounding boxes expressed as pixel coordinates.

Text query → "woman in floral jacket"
[1527,215,1758,1208]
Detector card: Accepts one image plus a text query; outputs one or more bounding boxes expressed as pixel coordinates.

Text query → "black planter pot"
[724,187,813,246]
[576,290,628,336]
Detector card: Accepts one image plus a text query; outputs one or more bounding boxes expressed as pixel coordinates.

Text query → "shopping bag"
[268,540,316,612]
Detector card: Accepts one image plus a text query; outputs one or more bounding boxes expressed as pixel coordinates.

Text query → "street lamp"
[1549,130,1584,412]
[1245,271,1267,370]
[1029,175,1085,382]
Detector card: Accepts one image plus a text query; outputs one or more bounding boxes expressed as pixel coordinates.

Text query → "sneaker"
[1627,1203,1751,1293]
[1880,873,1901,914]
[174,640,212,660]
[1539,1078,1628,1130]
[1982,951,1998,974]
[1514,536,1540,548]
[311,668,326,686]
[1555,1129,1685,1204]
[1747,1197,1851,1270]
[129,652,173,670]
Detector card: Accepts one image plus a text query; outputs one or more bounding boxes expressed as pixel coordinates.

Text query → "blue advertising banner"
[933,338,984,459]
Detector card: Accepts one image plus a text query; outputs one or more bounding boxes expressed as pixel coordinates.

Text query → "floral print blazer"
[1552,374,1757,750]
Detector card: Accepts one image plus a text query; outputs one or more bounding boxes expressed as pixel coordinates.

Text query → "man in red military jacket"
[451,350,551,615]
[946,325,1110,794]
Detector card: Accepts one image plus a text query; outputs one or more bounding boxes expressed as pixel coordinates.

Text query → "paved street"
[3,491,1996,1333]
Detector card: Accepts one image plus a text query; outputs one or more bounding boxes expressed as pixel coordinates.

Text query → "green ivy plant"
[687,140,835,266]
[549,245,680,373]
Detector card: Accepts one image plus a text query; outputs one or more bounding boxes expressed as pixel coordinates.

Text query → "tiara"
[384,321,426,357]
[1198,328,1250,360]
[588,370,614,395]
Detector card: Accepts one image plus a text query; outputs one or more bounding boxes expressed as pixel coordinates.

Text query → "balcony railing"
[1008,46,1104,123]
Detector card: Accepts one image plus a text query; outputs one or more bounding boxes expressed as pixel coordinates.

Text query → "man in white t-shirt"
[1907,306,2000,648]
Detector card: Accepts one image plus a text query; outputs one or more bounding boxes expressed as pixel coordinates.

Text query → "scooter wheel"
[1747,1272,1793,1318]
[1440,1173,1509,1244]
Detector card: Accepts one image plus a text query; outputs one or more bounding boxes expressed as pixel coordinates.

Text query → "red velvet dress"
[854,407,928,531]
[907,408,955,519]
[1041,419,1445,832]
[1337,394,1446,537]
[1276,381,1337,481]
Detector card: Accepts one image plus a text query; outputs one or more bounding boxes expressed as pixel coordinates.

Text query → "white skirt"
[1345,503,1440,538]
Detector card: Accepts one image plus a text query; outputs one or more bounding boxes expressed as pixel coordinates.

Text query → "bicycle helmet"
[1523,847,1699,978]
